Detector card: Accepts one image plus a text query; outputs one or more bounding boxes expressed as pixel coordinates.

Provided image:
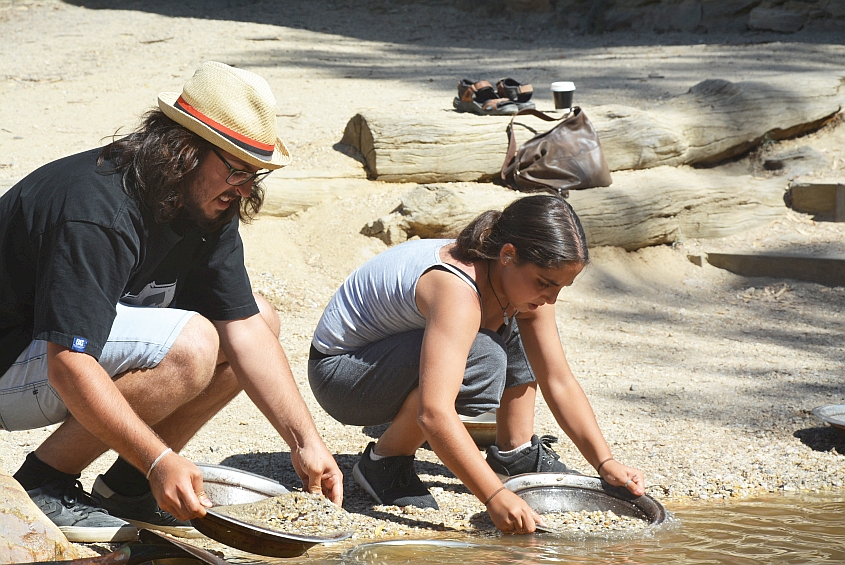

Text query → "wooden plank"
[789,182,838,214]
[787,181,845,221]
[706,253,845,287]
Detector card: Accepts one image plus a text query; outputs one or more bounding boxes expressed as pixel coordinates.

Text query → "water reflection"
[249,491,845,565]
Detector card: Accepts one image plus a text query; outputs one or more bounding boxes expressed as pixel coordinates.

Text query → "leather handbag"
[500,107,612,197]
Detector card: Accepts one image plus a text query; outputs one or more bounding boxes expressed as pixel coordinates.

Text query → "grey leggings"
[307,323,536,426]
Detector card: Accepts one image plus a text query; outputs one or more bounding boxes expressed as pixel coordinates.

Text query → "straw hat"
[158,61,291,170]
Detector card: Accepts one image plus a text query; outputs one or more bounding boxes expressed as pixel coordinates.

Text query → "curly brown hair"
[98,109,264,227]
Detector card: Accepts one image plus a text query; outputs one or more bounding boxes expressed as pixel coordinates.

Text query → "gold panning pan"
[190,463,351,558]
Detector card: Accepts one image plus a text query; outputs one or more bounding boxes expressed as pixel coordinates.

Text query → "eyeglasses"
[211,147,272,187]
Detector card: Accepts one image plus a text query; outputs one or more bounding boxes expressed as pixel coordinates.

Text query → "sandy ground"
[1,0,845,555]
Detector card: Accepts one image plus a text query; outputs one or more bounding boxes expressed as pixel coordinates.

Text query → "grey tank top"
[312,239,480,355]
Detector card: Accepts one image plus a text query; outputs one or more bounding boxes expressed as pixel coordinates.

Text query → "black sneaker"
[485,435,579,479]
[353,442,439,509]
[26,479,137,543]
[91,475,201,538]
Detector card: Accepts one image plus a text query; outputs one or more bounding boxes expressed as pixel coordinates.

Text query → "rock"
[654,0,702,32]
[747,7,808,33]
[601,7,639,32]
[361,213,410,246]
[505,0,554,12]
[827,0,845,18]
[701,0,761,20]
[0,472,82,563]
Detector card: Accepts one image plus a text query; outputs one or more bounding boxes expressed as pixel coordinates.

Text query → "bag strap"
[501,107,579,184]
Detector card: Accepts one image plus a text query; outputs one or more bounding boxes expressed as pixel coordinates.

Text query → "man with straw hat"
[0,61,343,542]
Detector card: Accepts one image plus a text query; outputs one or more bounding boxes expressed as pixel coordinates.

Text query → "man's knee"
[254,292,280,338]
[161,315,219,390]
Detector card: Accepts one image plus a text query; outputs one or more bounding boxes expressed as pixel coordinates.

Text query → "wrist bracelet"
[596,456,614,474]
[145,447,173,480]
[484,486,507,506]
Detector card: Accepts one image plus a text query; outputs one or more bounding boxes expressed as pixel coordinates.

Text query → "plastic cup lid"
[551,81,576,91]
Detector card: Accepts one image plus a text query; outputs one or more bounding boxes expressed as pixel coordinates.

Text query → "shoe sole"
[452,97,519,116]
[60,523,138,543]
[124,518,203,539]
[352,462,384,505]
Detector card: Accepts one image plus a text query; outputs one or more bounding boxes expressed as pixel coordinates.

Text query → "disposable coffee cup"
[551,81,575,110]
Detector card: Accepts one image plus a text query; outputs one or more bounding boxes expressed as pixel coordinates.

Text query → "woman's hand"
[599,459,645,496]
[486,488,546,534]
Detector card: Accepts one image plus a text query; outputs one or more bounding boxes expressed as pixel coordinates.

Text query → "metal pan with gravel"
[213,491,357,537]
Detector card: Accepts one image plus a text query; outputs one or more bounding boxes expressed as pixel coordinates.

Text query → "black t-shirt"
[0,148,259,376]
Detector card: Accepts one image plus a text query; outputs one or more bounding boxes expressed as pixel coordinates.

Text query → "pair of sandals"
[453,78,536,115]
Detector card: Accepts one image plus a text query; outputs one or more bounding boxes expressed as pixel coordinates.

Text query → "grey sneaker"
[27,479,137,543]
[485,434,579,479]
[91,475,201,538]
[353,442,439,509]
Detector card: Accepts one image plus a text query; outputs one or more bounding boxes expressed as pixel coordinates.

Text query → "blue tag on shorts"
[71,337,88,352]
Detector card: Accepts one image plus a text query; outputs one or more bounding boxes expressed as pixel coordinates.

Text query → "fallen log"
[340,75,843,183]
[260,176,389,217]
[362,166,787,250]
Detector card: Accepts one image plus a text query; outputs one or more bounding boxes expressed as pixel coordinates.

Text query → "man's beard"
[182,191,239,232]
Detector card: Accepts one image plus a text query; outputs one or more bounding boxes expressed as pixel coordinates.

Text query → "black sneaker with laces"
[485,434,580,479]
[91,475,201,538]
[353,442,439,509]
[26,479,137,543]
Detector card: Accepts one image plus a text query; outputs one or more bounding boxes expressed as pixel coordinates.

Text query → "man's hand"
[147,450,213,521]
[214,303,344,507]
[291,443,344,506]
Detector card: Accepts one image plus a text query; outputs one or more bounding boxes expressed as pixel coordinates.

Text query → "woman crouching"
[308,194,644,534]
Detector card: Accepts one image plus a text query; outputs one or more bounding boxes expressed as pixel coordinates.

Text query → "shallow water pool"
[288,491,845,565]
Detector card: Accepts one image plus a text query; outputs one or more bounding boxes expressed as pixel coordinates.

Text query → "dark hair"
[98,109,264,225]
[453,194,589,267]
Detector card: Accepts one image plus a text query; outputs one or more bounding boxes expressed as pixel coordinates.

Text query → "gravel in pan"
[213,491,357,537]
[539,510,648,534]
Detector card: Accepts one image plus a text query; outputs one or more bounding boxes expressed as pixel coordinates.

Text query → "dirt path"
[1,0,844,553]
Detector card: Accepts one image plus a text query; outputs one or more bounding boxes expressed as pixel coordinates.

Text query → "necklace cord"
[487,261,510,325]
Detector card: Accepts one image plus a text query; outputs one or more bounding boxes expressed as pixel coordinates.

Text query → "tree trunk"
[340,75,843,183]
[366,166,788,250]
